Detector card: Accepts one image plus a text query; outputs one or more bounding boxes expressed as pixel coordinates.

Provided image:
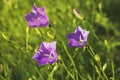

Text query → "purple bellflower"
[25,4,50,27]
[67,26,89,48]
[33,41,58,66]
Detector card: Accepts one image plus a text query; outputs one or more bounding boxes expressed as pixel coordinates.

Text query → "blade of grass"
[61,41,79,80]
[61,59,75,80]
[34,67,44,80]
[111,61,115,80]
[87,45,108,80]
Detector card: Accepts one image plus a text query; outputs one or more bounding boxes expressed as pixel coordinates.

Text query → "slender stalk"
[61,41,79,80]
[61,59,75,80]
[34,67,44,80]
[111,61,115,80]
[87,45,108,80]
[26,26,29,53]
[61,41,76,68]
[48,63,58,80]
[84,20,100,42]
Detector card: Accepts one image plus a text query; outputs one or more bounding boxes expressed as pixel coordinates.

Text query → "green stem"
[61,41,79,80]
[61,59,75,80]
[34,67,44,80]
[87,45,108,80]
[61,41,76,68]
[84,20,100,42]
[26,26,29,53]
[111,61,115,80]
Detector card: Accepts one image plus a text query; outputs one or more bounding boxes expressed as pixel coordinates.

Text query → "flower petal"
[83,31,89,41]
[67,26,89,48]
[33,41,58,66]
[50,41,56,50]
[40,42,51,52]
[74,26,83,33]
[25,4,50,27]
[38,57,49,66]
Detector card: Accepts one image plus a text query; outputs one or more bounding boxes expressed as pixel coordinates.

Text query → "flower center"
[79,36,83,43]
[44,52,53,60]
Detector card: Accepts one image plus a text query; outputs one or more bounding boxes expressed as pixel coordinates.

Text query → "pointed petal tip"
[33,3,37,7]
[33,3,38,10]
[52,41,57,44]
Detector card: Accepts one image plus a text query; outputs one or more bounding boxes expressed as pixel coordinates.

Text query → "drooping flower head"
[25,3,50,27]
[33,41,58,66]
[67,26,89,48]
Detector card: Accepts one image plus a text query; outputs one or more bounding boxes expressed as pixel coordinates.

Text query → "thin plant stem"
[61,40,79,80]
[61,59,75,80]
[111,61,115,80]
[34,67,44,80]
[61,41,76,68]
[87,45,108,80]
[26,26,29,53]
[84,20,100,42]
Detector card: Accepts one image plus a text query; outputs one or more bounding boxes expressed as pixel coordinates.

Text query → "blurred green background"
[0,0,120,80]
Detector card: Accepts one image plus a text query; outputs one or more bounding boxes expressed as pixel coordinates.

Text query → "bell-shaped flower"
[67,26,89,48]
[33,41,58,66]
[25,4,50,27]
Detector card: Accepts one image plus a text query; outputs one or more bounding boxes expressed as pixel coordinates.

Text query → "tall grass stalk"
[87,45,108,80]
[26,26,29,53]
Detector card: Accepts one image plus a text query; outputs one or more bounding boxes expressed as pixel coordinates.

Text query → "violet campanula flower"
[33,41,58,66]
[67,26,89,48]
[25,4,50,27]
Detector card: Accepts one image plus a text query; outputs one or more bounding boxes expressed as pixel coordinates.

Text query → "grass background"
[0,0,120,80]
